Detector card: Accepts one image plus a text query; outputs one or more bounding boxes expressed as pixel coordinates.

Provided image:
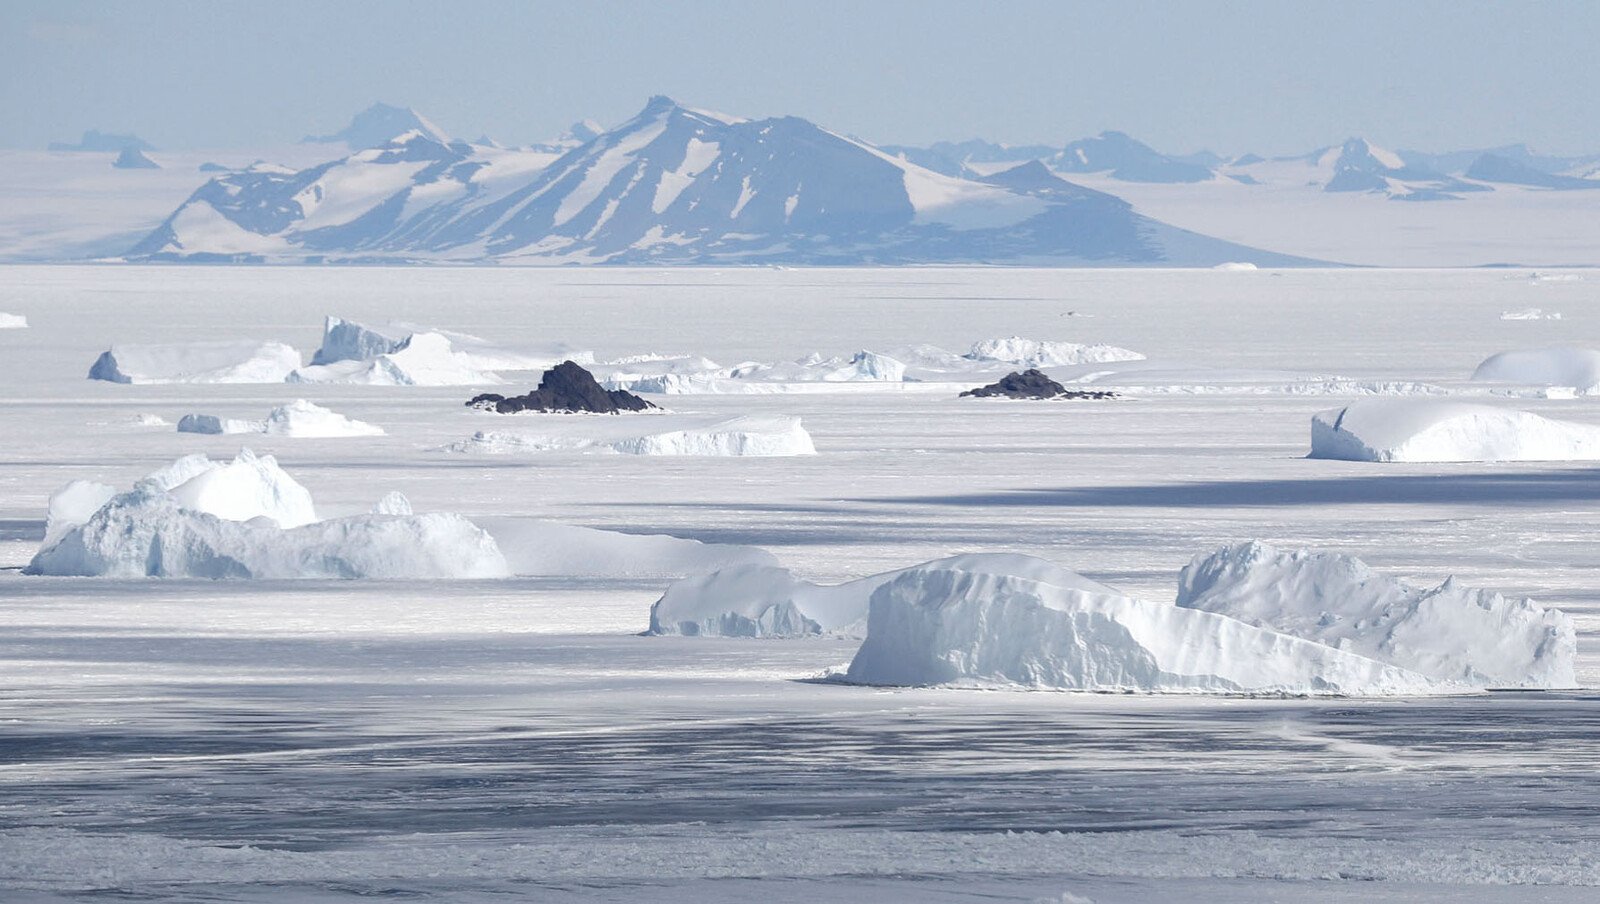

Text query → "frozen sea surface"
[2,265,1599,901]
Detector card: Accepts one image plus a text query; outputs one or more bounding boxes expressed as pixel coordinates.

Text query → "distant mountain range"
[23,100,1600,267]
[128,97,1314,266]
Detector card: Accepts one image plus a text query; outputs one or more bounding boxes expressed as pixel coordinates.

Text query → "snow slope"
[88,340,302,384]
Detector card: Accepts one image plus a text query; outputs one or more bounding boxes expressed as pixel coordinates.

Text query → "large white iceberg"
[26,450,508,580]
[840,556,1446,695]
[1310,399,1600,462]
[648,553,1117,637]
[1471,347,1600,392]
[88,340,303,384]
[1176,541,1576,689]
[478,518,776,578]
[177,400,385,438]
[292,316,591,385]
[965,337,1145,368]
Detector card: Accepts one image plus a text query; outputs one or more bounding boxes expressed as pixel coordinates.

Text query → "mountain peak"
[49,129,155,153]
[304,103,451,150]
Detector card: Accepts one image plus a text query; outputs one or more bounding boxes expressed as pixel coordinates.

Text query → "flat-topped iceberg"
[1177,541,1576,689]
[965,337,1144,368]
[177,400,385,438]
[840,556,1446,695]
[477,518,776,578]
[26,450,508,580]
[648,553,1117,637]
[0,312,27,329]
[1471,346,1600,392]
[292,316,591,385]
[88,340,302,384]
[1310,399,1600,462]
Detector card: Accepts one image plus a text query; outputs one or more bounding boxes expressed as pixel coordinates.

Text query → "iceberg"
[609,416,816,456]
[1177,541,1576,689]
[1471,346,1600,392]
[478,518,776,578]
[25,450,508,580]
[1310,399,1600,462]
[965,337,1145,368]
[840,556,1447,695]
[290,331,503,386]
[176,400,384,438]
[88,340,303,384]
[0,312,27,329]
[648,553,1116,637]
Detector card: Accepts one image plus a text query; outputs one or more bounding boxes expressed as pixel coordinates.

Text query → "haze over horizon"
[5,0,1600,157]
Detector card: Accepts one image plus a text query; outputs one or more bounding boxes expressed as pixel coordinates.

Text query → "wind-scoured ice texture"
[841,557,1447,695]
[0,312,26,328]
[966,336,1145,367]
[648,553,1117,638]
[177,400,384,438]
[1177,541,1576,689]
[1310,399,1600,462]
[477,517,776,578]
[1471,346,1600,392]
[87,340,302,384]
[26,450,508,579]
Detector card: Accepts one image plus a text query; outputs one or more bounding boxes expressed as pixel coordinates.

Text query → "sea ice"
[1309,398,1600,462]
[87,340,302,384]
[841,556,1447,695]
[1499,308,1562,321]
[1177,541,1576,689]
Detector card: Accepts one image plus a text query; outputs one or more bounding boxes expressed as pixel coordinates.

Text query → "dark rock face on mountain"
[467,361,657,414]
[960,369,1117,400]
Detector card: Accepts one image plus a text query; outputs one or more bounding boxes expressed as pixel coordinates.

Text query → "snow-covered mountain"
[1047,132,1215,183]
[303,103,454,150]
[48,130,155,153]
[1304,138,1483,200]
[130,96,1313,266]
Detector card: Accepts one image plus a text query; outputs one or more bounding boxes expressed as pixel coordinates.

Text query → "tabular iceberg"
[1176,541,1576,689]
[177,400,385,438]
[0,312,27,329]
[88,340,303,384]
[1471,346,1600,391]
[1310,399,1600,462]
[965,337,1145,367]
[841,557,1446,695]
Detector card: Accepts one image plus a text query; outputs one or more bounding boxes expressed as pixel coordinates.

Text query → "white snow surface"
[161,448,319,527]
[1500,308,1563,321]
[966,336,1146,367]
[177,400,384,438]
[610,416,816,456]
[649,553,1119,637]
[478,517,776,578]
[1310,399,1600,462]
[87,339,302,384]
[1471,346,1600,392]
[1177,541,1576,689]
[0,311,26,328]
[290,331,503,386]
[842,556,1447,695]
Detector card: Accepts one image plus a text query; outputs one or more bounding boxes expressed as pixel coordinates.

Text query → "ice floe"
[177,400,384,438]
[1177,541,1576,689]
[0,312,27,328]
[1310,399,1600,462]
[1499,308,1562,321]
[449,416,816,457]
[88,340,303,384]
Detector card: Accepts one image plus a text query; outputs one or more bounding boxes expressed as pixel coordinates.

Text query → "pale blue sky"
[5,0,1598,155]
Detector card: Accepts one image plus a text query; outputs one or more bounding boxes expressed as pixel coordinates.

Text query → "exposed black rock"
[960,369,1118,400]
[467,361,657,414]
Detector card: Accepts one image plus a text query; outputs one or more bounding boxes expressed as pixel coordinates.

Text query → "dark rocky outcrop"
[467,361,657,414]
[960,369,1117,400]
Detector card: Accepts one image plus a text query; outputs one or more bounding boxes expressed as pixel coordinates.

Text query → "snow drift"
[1471,347,1600,392]
[177,400,385,438]
[88,340,302,384]
[26,450,508,579]
[840,556,1446,695]
[1310,399,1600,462]
[1176,541,1576,689]
[648,553,1118,638]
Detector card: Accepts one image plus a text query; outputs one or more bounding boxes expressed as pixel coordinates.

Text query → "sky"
[4,0,1599,156]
